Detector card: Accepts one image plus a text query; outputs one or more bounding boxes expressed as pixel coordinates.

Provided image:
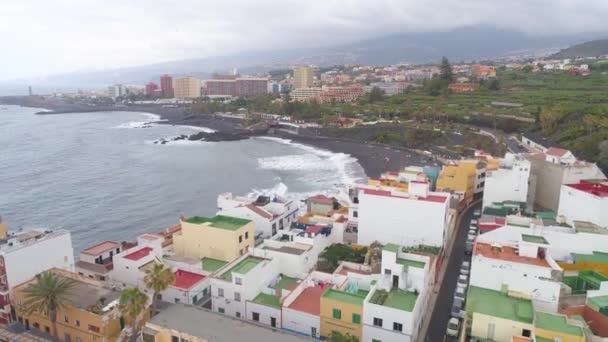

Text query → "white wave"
[178,125,216,133]
[249,181,289,198]
[115,121,160,129]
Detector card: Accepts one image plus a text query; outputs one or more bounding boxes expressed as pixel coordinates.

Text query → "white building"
[362,244,434,342]
[0,229,74,324]
[281,271,348,339]
[76,240,123,281]
[210,254,279,319]
[542,147,577,165]
[250,228,333,279]
[558,181,608,228]
[470,242,563,312]
[108,84,126,98]
[356,181,451,247]
[217,193,299,239]
[111,237,163,288]
[161,269,209,305]
[483,153,533,209]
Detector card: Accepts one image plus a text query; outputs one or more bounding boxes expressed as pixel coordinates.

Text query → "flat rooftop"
[219,256,263,282]
[201,257,228,272]
[287,286,325,315]
[322,288,368,306]
[475,243,551,268]
[369,288,417,312]
[251,293,280,309]
[521,234,549,245]
[272,276,300,291]
[184,215,251,231]
[123,247,153,261]
[81,241,120,256]
[173,270,206,290]
[566,182,608,198]
[572,251,608,264]
[263,244,309,255]
[396,257,426,271]
[535,312,583,336]
[383,243,400,253]
[466,286,533,324]
[361,188,448,204]
[147,303,309,342]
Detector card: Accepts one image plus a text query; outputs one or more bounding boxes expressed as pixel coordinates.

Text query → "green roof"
[201,257,228,272]
[219,257,263,281]
[536,211,557,220]
[396,257,426,271]
[369,289,417,312]
[588,295,608,309]
[383,243,400,253]
[272,276,299,291]
[535,337,555,342]
[185,215,251,230]
[521,234,549,244]
[322,289,367,306]
[252,293,281,309]
[572,251,608,264]
[466,286,534,324]
[535,312,583,336]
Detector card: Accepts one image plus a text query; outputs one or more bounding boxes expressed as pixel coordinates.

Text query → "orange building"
[472,64,497,78]
[448,82,480,93]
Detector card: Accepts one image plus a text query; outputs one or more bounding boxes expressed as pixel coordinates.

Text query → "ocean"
[0,105,365,251]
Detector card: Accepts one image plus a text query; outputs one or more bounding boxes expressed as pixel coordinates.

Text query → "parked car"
[446,317,460,337]
[454,284,467,300]
[465,242,473,255]
[467,233,476,242]
[451,298,464,319]
[471,219,478,226]
[462,261,471,270]
[458,274,468,287]
[468,228,477,236]
[469,225,477,231]
[473,209,481,217]
[460,267,470,276]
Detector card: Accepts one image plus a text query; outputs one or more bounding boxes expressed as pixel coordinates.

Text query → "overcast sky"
[2,0,608,80]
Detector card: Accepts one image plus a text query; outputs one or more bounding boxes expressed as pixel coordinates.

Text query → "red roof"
[566,182,608,198]
[307,195,333,205]
[288,286,324,315]
[335,215,348,223]
[305,225,324,234]
[172,270,206,290]
[362,189,447,203]
[246,204,273,219]
[123,247,153,261]
[474,243,551,268]
[81,241,120,256]
[546,147,570,157]
[384,171,399,176]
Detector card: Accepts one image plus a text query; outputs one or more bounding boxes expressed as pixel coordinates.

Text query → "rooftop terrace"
[322,288,368,306]
[572,251,608,264]
[383,243,400,253]
[185,215,251,231]
[201,257,228,272]
[521,234,549,245]
[271,276,300,291]
[173,270,206,290]
[475,243,551,268]
[219,256,263,282]
[252,293,281,309]
[369,288,417,312]
[288,286,325,315]
[535,312,583,336]
[466,286,534,324]
[396,257,426,271]
[81,241,120,256]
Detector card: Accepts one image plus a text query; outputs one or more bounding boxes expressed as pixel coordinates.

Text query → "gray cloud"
[2,0,608,80]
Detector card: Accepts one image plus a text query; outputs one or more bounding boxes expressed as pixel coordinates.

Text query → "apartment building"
[0,228,74,324]
[483,153,534,209]
[13,269,125,342]
[76,240,123,281]
[160,74,173,98]
[173,215,254,262]
[290,87,322,102]
[217,192,298,239]
[558,181,608,228]
[317,85,366,103]
[436,160,478,204]
[293,66,313,88]
[174,76,201,98]
[204,78,269,97]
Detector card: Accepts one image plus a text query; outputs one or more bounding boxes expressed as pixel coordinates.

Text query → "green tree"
[368,86,385,103]
[143,263,175,314]
[487,78,500,91]
[522,65,533,73]
[119,288,148,337]
[539,105,564,133]
[439,56,453,82]
[330,331,359,342]
[21,272,77,338]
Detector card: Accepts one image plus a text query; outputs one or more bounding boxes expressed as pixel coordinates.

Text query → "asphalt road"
[424,201,481,342]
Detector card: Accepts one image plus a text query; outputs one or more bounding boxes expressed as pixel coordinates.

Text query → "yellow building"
[534,312,585,342]
[174,76,201,98]
[290,87,322,102]
[0,217,7,239]
[173,215,254,262]
[293,66,313,89]
[12,269,125,342]
[558,251,608,276]
[436,160,477,204]
[320,288,366,341]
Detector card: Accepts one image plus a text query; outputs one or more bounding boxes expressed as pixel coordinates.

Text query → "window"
[372,339,382,342]
[33,322,40,329]
[332,308,341,320]
[234,292,241,302]
[239,235,243,243]
[384,269,391,275]
[171,336,180,342]
[239,249,244,256]
[235,276,242,285]
[311,327,317,337]
[45,326,50,334]
[64,315,69,323]
[353,211,358,218]
[218,307,225,314]
[174,298,180,303]
[373,317,383,327]
[245,232,249,239]
[75,320,80,327]
[64,334,71,342]
[218,288,224,297]
[236,312,241,318]
[393,322,403,332]
[522,329,531,337]
[252,312,260,322]
[272,223,277,230]
[88,325,101,333]
[352,313,361,324]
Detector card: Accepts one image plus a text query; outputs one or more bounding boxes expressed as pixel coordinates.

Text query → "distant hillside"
[551,38,608,59]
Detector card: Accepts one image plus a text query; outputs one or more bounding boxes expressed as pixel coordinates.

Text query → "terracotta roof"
[287,286,325,315]
[335,216,348,223]
[566,182,608,198]
[546,147,570,157]
[306,195,333,205]
[246,204,273,219]
[81,241,120,256]
[123,247,154,261]
[172,270,206,290]
[474,243,550,268]
[305,225,324,234]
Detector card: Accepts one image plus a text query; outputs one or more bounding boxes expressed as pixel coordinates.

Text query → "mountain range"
[550,38,608,59]
[1,26,606,95]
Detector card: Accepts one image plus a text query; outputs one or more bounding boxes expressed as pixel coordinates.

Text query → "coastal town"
[1,122,608,342]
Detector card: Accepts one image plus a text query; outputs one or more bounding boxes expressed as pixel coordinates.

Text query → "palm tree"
[143,263,175,314]
[21,272,77,339]
[118,288,148,338]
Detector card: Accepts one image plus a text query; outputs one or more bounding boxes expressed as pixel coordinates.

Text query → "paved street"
[424,201,480,342]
